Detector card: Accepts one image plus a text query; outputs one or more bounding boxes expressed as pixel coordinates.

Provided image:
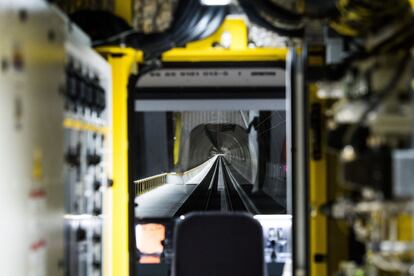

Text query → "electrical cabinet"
[64,35,112,276]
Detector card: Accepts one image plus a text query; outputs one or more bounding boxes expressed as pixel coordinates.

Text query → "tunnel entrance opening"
[185,123,253,182]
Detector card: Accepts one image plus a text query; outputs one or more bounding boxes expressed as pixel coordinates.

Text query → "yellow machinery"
[96,48,142,276]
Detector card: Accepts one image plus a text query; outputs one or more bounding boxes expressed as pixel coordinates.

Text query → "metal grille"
[135,173,168,196]
[249,24,288,48]
[133,0,178,33]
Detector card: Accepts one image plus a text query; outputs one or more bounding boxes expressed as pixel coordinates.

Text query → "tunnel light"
[200,0,232,5]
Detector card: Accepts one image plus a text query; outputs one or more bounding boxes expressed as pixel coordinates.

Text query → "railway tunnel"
[133,110,287,218]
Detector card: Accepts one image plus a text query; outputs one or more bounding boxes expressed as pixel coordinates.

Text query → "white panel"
[135,99,286,111]
[137,68,286,88]
[0,2,66,275]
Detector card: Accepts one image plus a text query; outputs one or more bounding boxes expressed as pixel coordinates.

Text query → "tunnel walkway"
[135,156,285,218]
[135,157,218,217]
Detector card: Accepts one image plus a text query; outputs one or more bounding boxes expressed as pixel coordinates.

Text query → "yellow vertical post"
[108,51,132,276]
[173,113,182,166]
[115,0,133,24]
[309,84,328,276]
[98,47,142,276]
[410,0,414,10]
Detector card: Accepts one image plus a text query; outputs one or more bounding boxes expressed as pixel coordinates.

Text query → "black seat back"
[173,212,265,276]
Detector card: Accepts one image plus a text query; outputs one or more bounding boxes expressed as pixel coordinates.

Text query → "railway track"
[175,156,258,216]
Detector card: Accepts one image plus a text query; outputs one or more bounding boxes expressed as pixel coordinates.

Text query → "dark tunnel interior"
[185,124,253,182]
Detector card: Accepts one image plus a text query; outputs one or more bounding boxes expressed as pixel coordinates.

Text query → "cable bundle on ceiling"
[78,0,227,61]
[130,0,228,59]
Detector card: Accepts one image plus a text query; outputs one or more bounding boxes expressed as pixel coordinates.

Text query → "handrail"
[134,156,219,196]
[134,173,167,196]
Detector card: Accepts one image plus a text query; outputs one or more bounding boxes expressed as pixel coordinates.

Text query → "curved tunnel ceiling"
[181,123,255,183]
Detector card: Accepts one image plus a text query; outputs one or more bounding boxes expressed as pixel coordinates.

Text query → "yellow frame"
[98,18,288,276]
[309,84,328,276]
[163,18,287,62]
[97,47,143,276]
[114,0,133,24]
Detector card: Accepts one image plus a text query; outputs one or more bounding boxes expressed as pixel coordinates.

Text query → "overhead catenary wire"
[256,121,285,137]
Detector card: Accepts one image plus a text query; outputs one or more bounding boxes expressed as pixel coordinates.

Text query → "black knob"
[94,181,101,191]
[87,153,101,166]
[65,147,80,167]
[92,234,101,243]
[76,227,87,242]
[93,207,102,216]
[92,261,101,269]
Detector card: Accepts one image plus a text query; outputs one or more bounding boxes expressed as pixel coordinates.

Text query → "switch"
[76,227,87,242]
[65,145,80,167]
[93,181,101,191]
[92,234,101,243]
[84,77,94,108]
[92,261,101,269]
[87,152,101,166]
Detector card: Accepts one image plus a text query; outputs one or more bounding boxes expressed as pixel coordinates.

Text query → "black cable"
[173,0,200,28]
[135,0,201,57]
[127,0,227,79]
[253,0,303,24]
[141,0,227,59]
[193,7,226,42]
[172,0,204,40]
[238,0,339,37]
[304,7,339,20]
[90,0,227,62]
[238,0,304,37]
[200,8,226,38]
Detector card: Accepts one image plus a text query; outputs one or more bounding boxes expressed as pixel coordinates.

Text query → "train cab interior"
[2,1,414,276]
[130,60,290,275]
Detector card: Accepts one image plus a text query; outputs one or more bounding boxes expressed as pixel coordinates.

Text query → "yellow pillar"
[97,47,143,276]
[114,0,133,24]
[173,113,182,166]
[309,84,328,276]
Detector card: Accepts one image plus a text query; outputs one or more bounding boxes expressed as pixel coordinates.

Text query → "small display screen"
[135,223,166,264]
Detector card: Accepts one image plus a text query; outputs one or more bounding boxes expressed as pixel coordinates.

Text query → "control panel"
[63,38,112,276]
